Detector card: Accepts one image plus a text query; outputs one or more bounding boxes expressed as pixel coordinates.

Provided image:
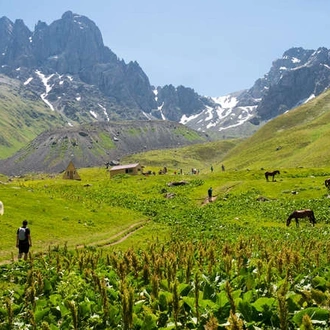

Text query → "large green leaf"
[252,297,276,312]
[242,289,256,303]
[199,298,219,310]
[140,313,158,330]
[238,300,257,322]
[158,292,169,311]
[182,296,195,310]
[216,291,229,308]
[312,276,327,291]
[43,278,53,294]
[49,294,63,306]
[35,307,50,323]
[292,307,329,326]
[286,292,304,312]
[178,283,192,296]
[79,300,93,318]
[202,280,215,300]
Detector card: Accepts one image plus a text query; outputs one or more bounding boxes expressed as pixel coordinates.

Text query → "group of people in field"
[0,201,32,260]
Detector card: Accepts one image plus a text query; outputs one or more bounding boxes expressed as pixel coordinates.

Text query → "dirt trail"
[76,220,147,249]
[0,220,147,266]
[201,182,242,206]
[202,196,218,205]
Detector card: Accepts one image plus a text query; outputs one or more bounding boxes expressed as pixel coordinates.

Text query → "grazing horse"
[286,209,316,227]
[325,178,330,190]
[265,170,280,182]
[0,201,3,215]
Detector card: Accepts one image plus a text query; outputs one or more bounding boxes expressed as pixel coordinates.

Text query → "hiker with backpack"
[16,220,32,260]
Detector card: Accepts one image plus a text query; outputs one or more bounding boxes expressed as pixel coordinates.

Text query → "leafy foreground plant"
[1,232,330,330]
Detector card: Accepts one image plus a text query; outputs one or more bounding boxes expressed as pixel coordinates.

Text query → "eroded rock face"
[254,47,330,121]
[0,120,211,175]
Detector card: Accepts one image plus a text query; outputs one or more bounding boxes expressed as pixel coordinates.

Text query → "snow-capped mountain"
[1,11,330,139]
[175,47,330,137]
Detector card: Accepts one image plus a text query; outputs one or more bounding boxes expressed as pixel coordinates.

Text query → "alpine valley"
[1,11,330,174]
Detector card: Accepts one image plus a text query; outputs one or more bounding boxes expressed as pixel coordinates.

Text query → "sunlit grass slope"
[0,76,66,159]
[123,139,240,173]
[0,167,174,263]
[221,89,330,170]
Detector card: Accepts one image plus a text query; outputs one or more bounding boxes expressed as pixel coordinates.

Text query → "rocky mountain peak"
[254,47,330,121]
[0,17,14,54]
[61,10,74,20]
[307,47,330,67]
[34,20,48,30]
[34,11,107,73]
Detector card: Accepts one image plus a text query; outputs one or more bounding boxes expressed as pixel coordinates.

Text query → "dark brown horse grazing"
[265,170,280,182]
[325,178,330,189]
[286,209,316,227]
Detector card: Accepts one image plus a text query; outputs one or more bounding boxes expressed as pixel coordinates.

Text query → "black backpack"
[18,227,26,240]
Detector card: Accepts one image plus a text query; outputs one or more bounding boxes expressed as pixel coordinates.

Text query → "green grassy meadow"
[1,163,330,329]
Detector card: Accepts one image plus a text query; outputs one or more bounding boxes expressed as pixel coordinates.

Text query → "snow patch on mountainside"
[212,95,239,109]
[98,103,109,121]
[35,70,55,111]
[180,113,200,125]
[23,77,33,85]
[180,93,258,132]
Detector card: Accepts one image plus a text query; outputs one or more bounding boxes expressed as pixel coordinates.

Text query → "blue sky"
[2,0,330,96]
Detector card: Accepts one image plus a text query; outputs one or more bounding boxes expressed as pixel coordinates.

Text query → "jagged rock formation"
[256,47,330,120]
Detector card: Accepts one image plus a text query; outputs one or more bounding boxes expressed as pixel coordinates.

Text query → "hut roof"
[110,163,140,171]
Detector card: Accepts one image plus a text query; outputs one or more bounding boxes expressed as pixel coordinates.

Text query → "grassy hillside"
[123,139,241,173]
[220,89,330,170]
[0,75,66,159]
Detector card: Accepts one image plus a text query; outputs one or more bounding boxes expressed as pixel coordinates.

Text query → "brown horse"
[265,170,280,182]
[286,209,316,227]
[325,178,330,189]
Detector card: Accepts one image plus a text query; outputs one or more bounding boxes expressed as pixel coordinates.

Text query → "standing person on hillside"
[16,220,32,261]
[208,187,213,202]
